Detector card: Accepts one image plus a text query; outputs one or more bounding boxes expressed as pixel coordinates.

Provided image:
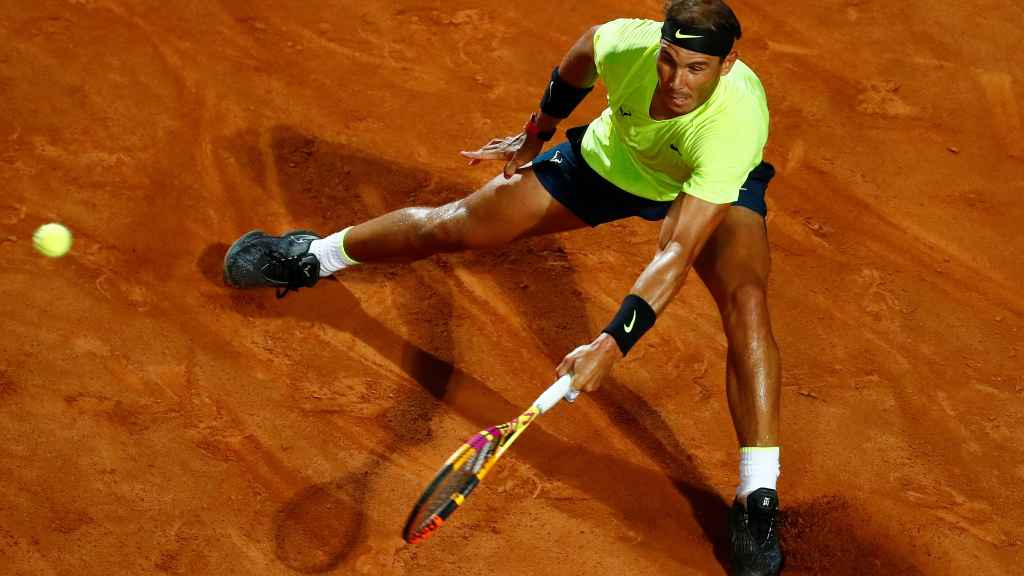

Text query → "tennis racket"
[402,374,579,544]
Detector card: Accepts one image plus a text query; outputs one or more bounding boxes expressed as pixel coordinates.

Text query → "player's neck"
[649,93,695,120]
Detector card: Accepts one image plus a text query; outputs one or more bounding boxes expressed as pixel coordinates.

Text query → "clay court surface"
[2,0,1023,574]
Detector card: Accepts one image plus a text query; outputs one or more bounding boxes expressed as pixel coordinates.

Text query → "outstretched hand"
[460,127,545,179]
[556,333,622,394]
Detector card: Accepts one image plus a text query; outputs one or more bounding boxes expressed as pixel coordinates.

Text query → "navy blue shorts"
[531,125,774,227]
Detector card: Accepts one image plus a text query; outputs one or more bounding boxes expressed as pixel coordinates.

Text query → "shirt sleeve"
[593,19,661,84]
[679,99,770,202]
[681,127,765,204]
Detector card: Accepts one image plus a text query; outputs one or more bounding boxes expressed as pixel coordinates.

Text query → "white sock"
[736,447,780,502]
[308,226,359,277]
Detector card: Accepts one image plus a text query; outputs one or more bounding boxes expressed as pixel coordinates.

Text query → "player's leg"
[695,206,780,451]
[222,163,586,297]
[342,168,585,263]
[694,203,784,575]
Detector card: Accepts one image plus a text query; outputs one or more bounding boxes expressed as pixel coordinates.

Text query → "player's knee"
[416,177,533,253]
[723,282,768,331]
[416,203,468,253]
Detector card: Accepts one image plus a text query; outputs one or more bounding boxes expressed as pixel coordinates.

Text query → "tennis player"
[225,1,782,572]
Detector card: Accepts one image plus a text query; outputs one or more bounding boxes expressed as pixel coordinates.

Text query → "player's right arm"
[460,25,600,178]
[534,26,600,135]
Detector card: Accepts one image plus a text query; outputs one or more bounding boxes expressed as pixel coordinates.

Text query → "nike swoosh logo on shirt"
[675,31,704,39]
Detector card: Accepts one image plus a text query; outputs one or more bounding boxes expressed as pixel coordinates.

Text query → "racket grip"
[535,374,579,414]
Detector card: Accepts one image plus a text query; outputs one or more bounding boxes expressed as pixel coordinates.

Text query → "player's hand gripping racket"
[402,374,579,544]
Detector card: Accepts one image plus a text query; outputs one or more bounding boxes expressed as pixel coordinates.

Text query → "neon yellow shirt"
[581,18,770,204]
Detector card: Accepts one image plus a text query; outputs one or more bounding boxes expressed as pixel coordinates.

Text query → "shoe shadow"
[197,242,230,286]
[779,495,927,575]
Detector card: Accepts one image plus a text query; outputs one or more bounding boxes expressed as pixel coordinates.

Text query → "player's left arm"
[556,193,729,392]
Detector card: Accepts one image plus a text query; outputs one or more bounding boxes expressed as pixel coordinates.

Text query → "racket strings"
[468,437,498,473]
[421,450,477,519]
[405,420,525,542]
[405,398,563,544]
[413,429,506,535]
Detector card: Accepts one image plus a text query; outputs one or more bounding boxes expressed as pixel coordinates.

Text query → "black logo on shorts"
[618,106,632,118]
[669,143,681,155]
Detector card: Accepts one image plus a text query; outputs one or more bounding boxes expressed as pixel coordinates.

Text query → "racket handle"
[534,374,579,414]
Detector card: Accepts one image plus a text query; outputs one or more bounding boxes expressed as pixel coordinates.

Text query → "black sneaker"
[223,229,321,298]
[729,488,784,576]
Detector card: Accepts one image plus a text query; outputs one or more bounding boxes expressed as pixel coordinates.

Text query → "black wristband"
[524,113,556,142]
[602,294,657,356]
[540,67,594,119]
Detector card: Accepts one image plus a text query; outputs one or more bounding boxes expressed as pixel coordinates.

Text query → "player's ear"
[720,50,738,75]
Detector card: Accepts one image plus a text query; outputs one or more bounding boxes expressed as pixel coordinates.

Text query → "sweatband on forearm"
[539,67,594,119]
[603,294,657,356]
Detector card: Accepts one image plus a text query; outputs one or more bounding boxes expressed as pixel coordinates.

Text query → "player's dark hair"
[663,0,742,44]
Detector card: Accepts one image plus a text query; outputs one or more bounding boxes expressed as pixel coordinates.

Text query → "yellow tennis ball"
[33,223,73,258]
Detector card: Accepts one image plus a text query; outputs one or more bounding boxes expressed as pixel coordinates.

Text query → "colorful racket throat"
[402,375,578,544]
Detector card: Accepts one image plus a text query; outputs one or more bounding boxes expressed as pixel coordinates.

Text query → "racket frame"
[402,375,576,543]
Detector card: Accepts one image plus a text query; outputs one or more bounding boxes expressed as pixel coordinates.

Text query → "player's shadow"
[456,236,735,567]
[207,124,726,571]
[204,124,922,574]
[203,244,720,571]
